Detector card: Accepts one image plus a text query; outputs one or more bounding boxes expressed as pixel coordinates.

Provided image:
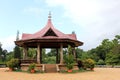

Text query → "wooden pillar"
[23,46,28,60]
[60,43,63,64]
[56,48,59,64]
[37,44,41,64]
[40,48,42,64]
[73,47,76,60]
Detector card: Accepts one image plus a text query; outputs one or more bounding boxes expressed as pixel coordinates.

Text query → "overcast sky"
[0,0,120,52]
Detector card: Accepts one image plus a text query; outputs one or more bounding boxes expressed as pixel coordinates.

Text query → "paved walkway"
[0,68,119,80]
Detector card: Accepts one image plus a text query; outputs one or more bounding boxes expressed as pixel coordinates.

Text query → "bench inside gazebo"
[15,12,83,72]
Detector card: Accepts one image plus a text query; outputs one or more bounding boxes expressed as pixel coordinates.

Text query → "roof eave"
[15,38,83,47]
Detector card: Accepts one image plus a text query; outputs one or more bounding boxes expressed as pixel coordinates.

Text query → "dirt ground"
[0,68,120,80]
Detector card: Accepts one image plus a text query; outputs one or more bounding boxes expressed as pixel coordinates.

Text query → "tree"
[87,49,99,62]
[68,45,73,55]
[92,39,113,61]
[115,35,120,42]
[86,35,120,65]
[14,31,21,59]
[42,49,47,63]
[75,48,83,59]
[0,42,8,62]
[14,46,21,59]
[6,51,14,61]
[47,49,56,57]
[44,49,56,64]
[97,59,105,65]
[75,48,95,61]
[106,52,119,65]
[105,35,120,65]
[0,42,2,60]
[106,44,120,65]
[64,45,75,71]
[27,48,37,59]
[1,50,7,61]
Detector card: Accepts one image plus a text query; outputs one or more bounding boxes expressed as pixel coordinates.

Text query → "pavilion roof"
[22,17,77,41]
[15,13,83,47]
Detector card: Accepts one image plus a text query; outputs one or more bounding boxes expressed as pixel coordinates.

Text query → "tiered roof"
[15,13,83,48]
[22,18,77,41]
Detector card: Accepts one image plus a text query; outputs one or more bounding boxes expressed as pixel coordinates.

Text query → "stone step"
[45,64,57,73]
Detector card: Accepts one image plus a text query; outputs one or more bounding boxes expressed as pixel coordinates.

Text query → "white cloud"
[0,35,16,52]
[45,0,120,50]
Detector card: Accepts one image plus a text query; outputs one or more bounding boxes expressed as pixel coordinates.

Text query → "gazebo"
[15,13,83,72]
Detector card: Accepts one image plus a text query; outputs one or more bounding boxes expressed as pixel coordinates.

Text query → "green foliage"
[83,59,95,69]
[7,60,14,68]
[27,48,37,59]
[75,35,120,66]
[76,48,97,62]
[97,59,105,65]
[6,51,14,61]
[47,49,56,57]
[77,59,84,69]
[105,43,120,65]
[76,48,83,58]
[106,52,120,65]
[0,42,8,62]
[81,52,92,60]
[43,56,56,64]
[14,46,21,59]
[28,63,36,71]
[90,39,114,61]
[42,49,47,63]
[63,45,75,70]
[0,60,6,64]
[64,54,74,70]
[68,45,72,55]
[87,49,100,62]
[0,42,2,56]
[42,49,57,64]
[6,58,19,69]
[77,58,95,70]
[1,50,7,61]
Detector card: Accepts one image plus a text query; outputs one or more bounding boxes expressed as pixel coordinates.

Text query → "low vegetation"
[28,63,36,73]
[6,58,20,71]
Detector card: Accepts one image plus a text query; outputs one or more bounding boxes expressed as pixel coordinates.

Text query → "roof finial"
[48,11,51,20]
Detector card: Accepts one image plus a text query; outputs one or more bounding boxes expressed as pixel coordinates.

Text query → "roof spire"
[48,11,51,20]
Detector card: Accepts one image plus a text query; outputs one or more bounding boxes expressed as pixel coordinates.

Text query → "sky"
[0,0,120,52]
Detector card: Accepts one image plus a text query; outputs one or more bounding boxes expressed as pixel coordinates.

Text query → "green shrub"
[42,56,56,64]
[83,58,95,69]
[97,59,105,65]
[6,58,19,70]
[28,63,36,71]
[64,54,75,70]
[77,59,84,69]
[7,61,14,68]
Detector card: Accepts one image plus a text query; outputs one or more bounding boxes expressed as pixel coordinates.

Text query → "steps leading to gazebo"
[45,64,57,73]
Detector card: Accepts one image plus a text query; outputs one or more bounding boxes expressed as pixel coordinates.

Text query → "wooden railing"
[20,59,37,64]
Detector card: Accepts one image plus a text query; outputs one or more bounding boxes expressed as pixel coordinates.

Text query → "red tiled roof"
[22,33,32,40]
[21,19,77,41]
